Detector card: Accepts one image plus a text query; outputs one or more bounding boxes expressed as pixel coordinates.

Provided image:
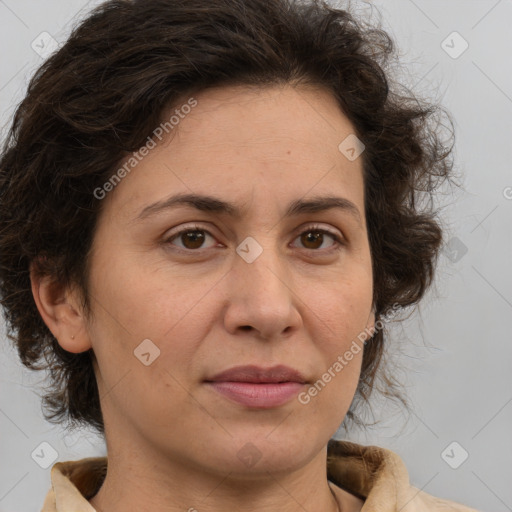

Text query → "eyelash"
[163,223,345,254]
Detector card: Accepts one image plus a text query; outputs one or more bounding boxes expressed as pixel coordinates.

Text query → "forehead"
[173,84,353,154]
[104,84,365,221]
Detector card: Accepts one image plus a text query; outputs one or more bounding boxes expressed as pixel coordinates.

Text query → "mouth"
[204,365,307,408]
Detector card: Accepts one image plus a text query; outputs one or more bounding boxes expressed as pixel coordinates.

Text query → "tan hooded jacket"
[41,440,479,511]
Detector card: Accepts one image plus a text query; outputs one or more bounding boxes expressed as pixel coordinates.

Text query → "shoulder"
[327,440,480,512]
[41,457,107,512]
[400,487,481,512]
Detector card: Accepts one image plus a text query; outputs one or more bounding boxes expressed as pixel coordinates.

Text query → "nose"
[222,240,302,341]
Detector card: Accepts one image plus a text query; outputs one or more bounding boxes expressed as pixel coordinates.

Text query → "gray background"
[0,1,510,511]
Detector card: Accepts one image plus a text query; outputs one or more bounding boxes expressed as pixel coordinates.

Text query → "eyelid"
[293,222,344,241]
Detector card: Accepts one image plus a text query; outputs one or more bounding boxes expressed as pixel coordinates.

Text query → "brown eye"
[292,228,342,251]
[167,228,217,250]
[300,231,324,249]
[180,230,206,249]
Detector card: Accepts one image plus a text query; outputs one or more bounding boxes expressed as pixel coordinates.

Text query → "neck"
[89,442,342,512]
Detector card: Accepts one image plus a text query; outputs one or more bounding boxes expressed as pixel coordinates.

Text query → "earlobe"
[29,264,92,353]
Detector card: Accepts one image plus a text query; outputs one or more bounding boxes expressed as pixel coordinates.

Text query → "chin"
[198,427,326,478]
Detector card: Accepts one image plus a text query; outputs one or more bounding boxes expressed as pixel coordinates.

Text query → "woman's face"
[83,84,374,474]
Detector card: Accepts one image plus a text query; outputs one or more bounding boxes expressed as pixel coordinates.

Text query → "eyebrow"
[135,193,363,226]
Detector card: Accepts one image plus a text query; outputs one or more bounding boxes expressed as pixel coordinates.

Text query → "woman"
[0,0,478,510]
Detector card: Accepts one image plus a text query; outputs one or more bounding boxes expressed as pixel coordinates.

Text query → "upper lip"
[205,365,307,384]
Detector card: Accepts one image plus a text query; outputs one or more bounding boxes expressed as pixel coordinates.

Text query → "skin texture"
[31,84,374,512]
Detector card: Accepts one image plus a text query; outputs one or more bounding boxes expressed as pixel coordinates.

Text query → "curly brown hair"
[0,0,455,435]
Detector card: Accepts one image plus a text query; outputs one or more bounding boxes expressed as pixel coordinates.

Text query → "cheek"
[307,271,373,348]
[86,251,219,388]
[302,276,371,410]
[88,247,200,336]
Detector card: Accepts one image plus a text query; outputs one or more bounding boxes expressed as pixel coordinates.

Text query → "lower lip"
[206,381,304,408]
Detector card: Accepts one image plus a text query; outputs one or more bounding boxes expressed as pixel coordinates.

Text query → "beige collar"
[41,439,478,512]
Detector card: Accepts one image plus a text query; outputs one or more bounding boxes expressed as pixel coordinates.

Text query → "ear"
[30,262,92,353]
